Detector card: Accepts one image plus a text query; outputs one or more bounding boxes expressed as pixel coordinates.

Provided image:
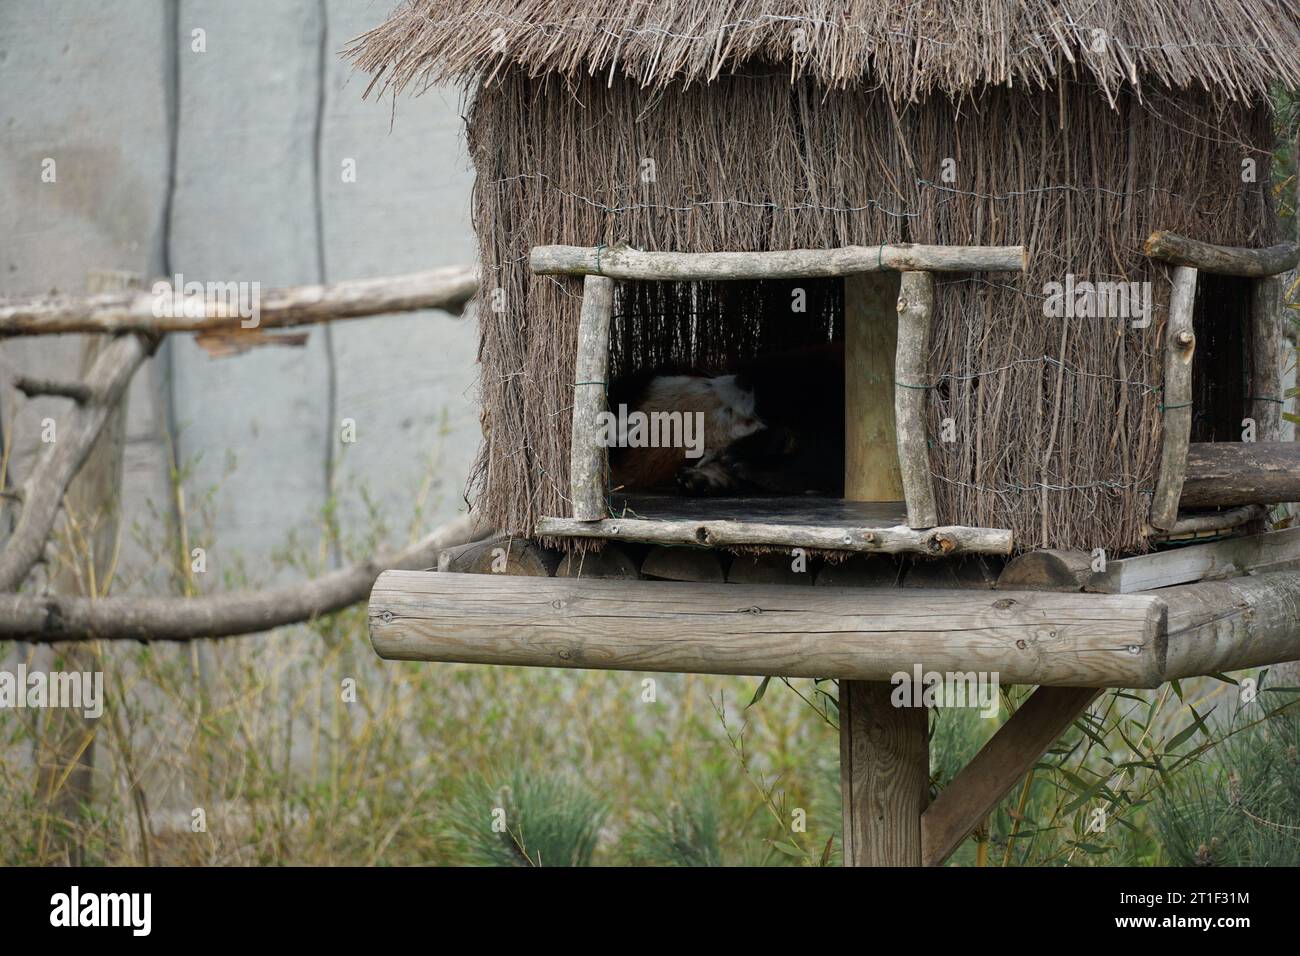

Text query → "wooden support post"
[839,680,929,866]
[845,272,904,501]
[568,275,615,521]
[920,685,1100,867]
[1149,266,1197,531]
[841,270,928,866]
[1249,276,1284,443]
[894,271,938,528]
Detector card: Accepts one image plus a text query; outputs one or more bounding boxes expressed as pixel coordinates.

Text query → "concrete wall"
[0,0,478,593]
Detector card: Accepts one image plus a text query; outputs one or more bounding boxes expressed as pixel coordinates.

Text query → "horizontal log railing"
[1142,232,1300,277]
[536,514,1013,555]
[531,243,1027,280]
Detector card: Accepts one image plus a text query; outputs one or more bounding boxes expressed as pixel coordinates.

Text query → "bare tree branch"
[0,266,479,336]
[0,333,154,592]
[13,375,95,403]
[0,514,486,643]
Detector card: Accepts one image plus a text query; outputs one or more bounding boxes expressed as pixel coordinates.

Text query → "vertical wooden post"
[569,275,615,521]
[894,271,939,528]
[1249,276,1283,443]
[1150,266,1198,531]
[839,680,929,866]
[844,273,904,501]
[841,271,928,866]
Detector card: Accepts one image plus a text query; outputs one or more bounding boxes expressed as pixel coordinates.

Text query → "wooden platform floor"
[607,493,907,527]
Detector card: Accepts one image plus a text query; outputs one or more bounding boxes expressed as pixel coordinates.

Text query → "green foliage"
[627,785,723,866]
[1153,705,1300,866]
[447,770,606,867]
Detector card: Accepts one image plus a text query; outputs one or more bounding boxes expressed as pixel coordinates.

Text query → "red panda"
[608,342,844,497]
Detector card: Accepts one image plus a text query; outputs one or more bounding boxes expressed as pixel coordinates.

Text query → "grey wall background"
[0,0,480,593]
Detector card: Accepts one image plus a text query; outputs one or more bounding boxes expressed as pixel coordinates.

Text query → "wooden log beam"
[536,515,1013,556]
[437,534,560,576]
[840,680,929,866]
[1149,266,1198,531]
[530,243,1027,280]
[368,572,1165,686]
[894,271,939,528]
[1142,232,1300,277]
[920,686,1101,867]
[568,275,614,521]
[1162,571,1300,681]
[0,266,479,336]
[997,549,1095,591]
[1181,441,1300,507]
[1154,504,1266,539]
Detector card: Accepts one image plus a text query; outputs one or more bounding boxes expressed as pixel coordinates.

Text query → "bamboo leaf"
[746,676,772,709]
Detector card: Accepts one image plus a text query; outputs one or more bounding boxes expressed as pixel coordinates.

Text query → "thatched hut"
[349,2,1300,559]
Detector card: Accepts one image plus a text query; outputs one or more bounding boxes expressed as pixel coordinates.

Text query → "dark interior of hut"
[605,276,871,528]
[1190,273,1253,444]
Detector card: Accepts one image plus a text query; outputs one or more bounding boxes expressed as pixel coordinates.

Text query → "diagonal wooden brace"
[920,685,1101,867]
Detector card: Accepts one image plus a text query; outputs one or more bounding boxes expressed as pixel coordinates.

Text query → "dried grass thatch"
[348,0,1300,101]
[462,70,1278,553]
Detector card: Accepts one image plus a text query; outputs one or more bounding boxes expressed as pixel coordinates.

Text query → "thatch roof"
[348,0,1300,100]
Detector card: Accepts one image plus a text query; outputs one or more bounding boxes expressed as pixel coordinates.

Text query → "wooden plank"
[1001,529,1300,593]
[840,680,929,866]
[845,272,903,501]
[1161,570,1300,680]
[537,514,1013,555]
[1091,528,1300,593]
[1249,277,1284,442]
[1181,441,1300,507]
[920,686,1101,867]
[893,271,939,528]
[1142,232,1299,277]
[1150,266,1198,531]
[531,243,1027,279]
[369,572,1166,686]
[568,275,615,521]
